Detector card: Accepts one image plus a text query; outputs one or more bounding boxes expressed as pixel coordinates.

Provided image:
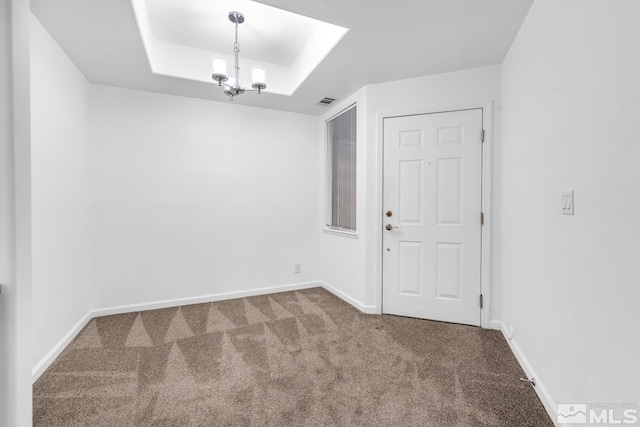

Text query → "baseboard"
[493,320,558,426]
[33,286,557,427]
[33,281,379,383]
[32,281,322,383]
[91,281,323,318]
[32,311,93,382]
[489,319,503,331]
[319,281,378,314]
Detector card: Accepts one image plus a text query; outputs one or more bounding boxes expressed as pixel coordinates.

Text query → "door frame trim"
[375,102,494,328]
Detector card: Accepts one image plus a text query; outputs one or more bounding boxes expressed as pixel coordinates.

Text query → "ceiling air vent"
[317,97,336,106]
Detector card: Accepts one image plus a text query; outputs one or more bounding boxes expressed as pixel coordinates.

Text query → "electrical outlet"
[294,263,301,274]
[561,190,574,215]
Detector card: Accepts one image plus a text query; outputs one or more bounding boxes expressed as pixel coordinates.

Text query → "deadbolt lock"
[386,210,393,217]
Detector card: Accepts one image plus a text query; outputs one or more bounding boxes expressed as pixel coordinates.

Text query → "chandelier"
[211,12,267,100]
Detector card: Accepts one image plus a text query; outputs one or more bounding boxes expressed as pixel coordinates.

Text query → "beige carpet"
[34,287,552,426]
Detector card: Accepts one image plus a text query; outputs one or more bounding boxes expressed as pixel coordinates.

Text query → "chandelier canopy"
[211,12,267,100]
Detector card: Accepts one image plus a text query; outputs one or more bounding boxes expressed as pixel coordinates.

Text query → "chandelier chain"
[234,20,239,52]
[233,19,240,89]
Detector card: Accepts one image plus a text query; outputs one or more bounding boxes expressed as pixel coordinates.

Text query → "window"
[326,105,357,232]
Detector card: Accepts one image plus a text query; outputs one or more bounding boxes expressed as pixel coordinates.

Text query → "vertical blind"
[328,106,357,231]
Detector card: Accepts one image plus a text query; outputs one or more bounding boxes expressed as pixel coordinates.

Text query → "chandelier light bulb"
[211,56,228,81]
[251,66,266,93]
[251,66,266,86]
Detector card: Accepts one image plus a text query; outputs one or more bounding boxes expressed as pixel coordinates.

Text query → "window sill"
[322,228,358,239]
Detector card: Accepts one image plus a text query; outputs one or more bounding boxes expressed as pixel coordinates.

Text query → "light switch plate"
[561,190,574,215]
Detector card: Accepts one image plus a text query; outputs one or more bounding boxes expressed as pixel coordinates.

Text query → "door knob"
[385,224,399,231]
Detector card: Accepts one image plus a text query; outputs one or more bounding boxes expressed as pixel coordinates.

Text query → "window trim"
[324,103,357,235]
[322,227,359,239]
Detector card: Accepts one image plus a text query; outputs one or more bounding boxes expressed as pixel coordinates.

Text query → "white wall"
[30,14,92,369]
[28,18,324,377]
[320,66,502,317]
[318,87,371,310]
[1,0,32,424]
[501,0,640,413]
[0,1,16,420]
[88,84,323,309]
[24,2,640,422]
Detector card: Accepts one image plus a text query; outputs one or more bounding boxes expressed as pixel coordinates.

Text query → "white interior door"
[382,109,483,326]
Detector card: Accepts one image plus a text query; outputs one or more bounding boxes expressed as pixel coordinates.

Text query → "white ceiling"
[133,0,348,96]
[30,0,534,115]
[145,0,321,66]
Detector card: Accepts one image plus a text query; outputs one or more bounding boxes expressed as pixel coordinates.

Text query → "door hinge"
[481,129,485,142]
[480,211,485,225]
[480,294,484,309]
